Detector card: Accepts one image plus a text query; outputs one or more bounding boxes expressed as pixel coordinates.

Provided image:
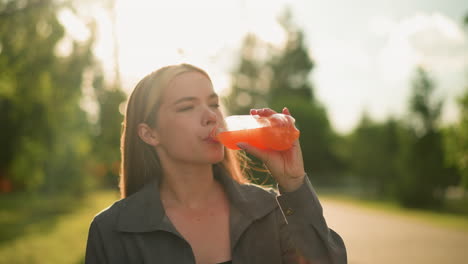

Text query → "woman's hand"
[237,107,306,192]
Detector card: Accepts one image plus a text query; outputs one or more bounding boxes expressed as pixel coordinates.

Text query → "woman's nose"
[202,108,218,126]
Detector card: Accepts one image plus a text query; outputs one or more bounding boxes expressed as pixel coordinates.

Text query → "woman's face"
[153,71,224,165]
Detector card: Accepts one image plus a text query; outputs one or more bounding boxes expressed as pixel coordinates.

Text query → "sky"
[60,0,468,133]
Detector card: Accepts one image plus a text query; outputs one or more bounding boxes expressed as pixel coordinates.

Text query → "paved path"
[321,199,468,264]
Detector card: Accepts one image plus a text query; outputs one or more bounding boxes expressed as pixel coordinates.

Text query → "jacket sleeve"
[276,176,347,264]
[85,219,108,264]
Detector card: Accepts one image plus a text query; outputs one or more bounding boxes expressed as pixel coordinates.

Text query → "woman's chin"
[207,150,225,164]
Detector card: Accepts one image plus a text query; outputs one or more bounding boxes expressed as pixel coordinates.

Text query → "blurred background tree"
[0,0,125,194]
[343,112,400,198]
[88,0,126,189]
[395,67,460,208]
[442,13,468,191]
[223,33,268,115]
[90,70,126,189]
[443,88,468,190]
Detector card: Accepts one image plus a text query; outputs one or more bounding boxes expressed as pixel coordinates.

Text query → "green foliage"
[409,67,443,135]
[443,88,468,189]
[0,0,126,194]
[0,0,83,192]
[395,67,459,208]
[441,11,468,190]
[344,113,400,197]
[342,67,462,208]
[91,72,126,187]
[269,9,314,103]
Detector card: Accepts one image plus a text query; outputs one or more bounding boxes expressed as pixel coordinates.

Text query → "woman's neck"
[159,163,220,209]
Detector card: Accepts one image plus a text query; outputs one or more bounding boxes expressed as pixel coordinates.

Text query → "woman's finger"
[262,108,276,116]
[250,108,277,117]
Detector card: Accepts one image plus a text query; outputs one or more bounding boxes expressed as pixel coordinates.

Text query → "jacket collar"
[116,164,278,243]
[213,165,278,249]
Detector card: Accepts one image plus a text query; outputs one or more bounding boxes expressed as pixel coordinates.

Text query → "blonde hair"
[120,63,249,198]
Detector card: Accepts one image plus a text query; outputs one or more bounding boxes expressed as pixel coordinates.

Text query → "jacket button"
[285,208,294,216]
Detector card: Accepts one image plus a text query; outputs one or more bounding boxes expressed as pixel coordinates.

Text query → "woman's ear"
[137,123,160,147]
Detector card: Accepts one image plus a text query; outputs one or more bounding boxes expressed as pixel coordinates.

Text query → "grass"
[0,190,119,264]
[320,192,468,232]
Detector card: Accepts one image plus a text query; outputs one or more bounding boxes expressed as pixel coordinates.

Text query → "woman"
[85,64,347,264]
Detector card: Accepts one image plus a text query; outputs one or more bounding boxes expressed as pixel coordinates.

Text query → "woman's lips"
[203,133,220,144]
[206,126,225,142]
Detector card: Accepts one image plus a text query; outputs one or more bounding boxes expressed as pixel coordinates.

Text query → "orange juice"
[217,125,300,151]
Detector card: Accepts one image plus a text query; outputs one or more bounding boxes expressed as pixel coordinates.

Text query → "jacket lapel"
[115,164,278,250]
[116,179,182,238]
[213,165,278,250]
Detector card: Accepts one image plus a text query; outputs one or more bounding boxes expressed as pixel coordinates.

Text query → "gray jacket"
[85,166,347,263]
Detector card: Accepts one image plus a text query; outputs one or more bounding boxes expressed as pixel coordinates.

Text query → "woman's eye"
[210,104,220,109]
[178,106,194,112]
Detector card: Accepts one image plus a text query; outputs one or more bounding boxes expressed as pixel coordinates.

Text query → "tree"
[88,0,127,188]
[443,89,468,189]
[408,68,443,136]
[0,0,106,193]
[91,70,126,188]
[345,112,400,198]
[442,12,468,190]
[223,33,271,115]
[268,9,314,103]
[396,67,459,207]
